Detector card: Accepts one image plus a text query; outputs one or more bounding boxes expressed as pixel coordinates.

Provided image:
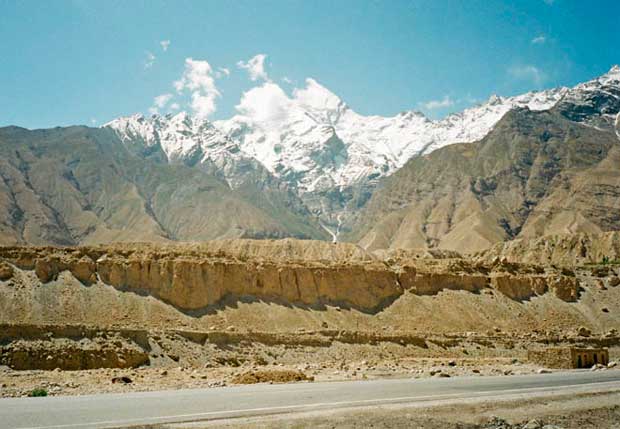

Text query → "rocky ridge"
[0,126,328,246]
[106,67,619,234]
[1,67,619,250]
[348,101,620,253]
[0,240,586,314]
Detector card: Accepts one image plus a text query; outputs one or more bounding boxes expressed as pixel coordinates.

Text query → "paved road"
[2,370,620,429]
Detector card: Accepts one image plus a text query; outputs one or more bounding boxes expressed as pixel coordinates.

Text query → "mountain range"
[1,65,619,251]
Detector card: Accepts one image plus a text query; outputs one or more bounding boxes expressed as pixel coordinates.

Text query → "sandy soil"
[164,390,620,429]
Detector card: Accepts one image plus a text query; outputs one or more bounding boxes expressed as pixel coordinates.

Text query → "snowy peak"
[292,78,348,125]
[578,64,620,89]
[610,64,620,73]
[554,65,620,129]
[105,113,266,189]
[103,66,620,227]
[340,85,569,166]
[106,112,236,161]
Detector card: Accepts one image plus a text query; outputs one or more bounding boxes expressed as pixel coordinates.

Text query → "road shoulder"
[165,385,620,429]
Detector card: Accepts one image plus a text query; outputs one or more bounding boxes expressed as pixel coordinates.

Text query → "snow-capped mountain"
[214,79,567,195]
[214,80,396,195]
[106,111,264,188]
[554,65,620,135]
[108,111,226,160]
[105,65,620,234]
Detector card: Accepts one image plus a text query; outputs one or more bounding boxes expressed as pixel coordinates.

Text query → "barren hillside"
[2,238,620,397]
[347,109,620,253]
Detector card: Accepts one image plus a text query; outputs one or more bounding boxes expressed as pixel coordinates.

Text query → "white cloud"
[189,93,216,118]
[170,102,180,111]
[174,58,217,92]
[293,78,341,112]
[508,65,546,85]
[173,58,221,119]
[160,40,170,51]
[233,77,348,127]
[237,54,270,81]
[236,82,291,123]
[149,93,174,115]
[282,76,293,84]
[144,51,156,69]
[215,67,230,78]
[154,93,173,108]
[531,35,546,44]
[420,95,455,110]
[90,118,97,125]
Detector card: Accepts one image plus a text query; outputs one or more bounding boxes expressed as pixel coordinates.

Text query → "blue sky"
[1,0,619,128]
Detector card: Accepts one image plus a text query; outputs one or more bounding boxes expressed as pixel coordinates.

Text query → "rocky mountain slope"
[347,108,620,253]
[105,67,619,238]
[346,67,620,253]
[478,232,620,266]
[1,66,618,249]
[106,76,575,235]
[0,126,327,245]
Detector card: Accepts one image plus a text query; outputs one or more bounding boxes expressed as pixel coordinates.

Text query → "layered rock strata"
[0,240,582,313]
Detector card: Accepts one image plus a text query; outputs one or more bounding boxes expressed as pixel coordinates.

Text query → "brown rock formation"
[0,324,150,370]
[0,240,589,314]
[0,339,149,371]
[491,275,548,301]
[0,261,13,280]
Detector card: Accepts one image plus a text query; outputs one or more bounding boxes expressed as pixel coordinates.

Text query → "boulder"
[0,262,14,281]
[577,326,591,337]
[70,256,97,285]
[34,258,58,283]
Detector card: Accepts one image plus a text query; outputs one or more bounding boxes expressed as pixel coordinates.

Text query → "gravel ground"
[0,358,559,398]
[160,390,620,429]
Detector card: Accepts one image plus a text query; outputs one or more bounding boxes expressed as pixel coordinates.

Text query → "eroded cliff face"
[0,240,583,313]
[0,324,150,370]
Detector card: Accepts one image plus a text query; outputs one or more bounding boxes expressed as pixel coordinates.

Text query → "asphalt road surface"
[2,370,620,429]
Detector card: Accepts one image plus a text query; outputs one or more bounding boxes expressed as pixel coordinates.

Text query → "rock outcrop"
[0,261,13,281]
[0,324,149,370]
[0,240,585,313]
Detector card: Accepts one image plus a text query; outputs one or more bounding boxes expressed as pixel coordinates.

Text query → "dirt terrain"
[479,231,620,266]
[178,390,620,428]
[1,238,620,398]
